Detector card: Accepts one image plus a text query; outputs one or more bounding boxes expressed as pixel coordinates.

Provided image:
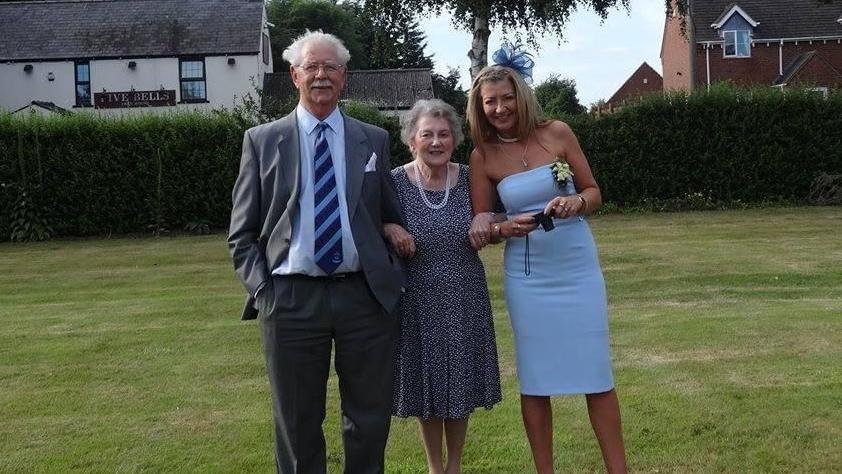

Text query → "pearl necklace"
[412,164,451,210]
[496,133,519,143]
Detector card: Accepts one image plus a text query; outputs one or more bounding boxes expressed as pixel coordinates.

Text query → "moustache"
[311,81,333,88]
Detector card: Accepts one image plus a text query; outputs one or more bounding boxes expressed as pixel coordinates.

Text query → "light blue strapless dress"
[497,164,614,396]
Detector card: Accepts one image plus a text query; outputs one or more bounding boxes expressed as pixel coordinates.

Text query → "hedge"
[0,112,247,240]
[569,86,842,205]
[1,86,840,240]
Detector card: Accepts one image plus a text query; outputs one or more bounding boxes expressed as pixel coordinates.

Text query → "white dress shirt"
[274,105,361,276]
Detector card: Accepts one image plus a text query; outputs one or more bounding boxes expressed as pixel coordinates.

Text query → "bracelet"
[575,194,588,213]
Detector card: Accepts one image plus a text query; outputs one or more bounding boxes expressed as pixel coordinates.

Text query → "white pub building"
[0,0,272,115]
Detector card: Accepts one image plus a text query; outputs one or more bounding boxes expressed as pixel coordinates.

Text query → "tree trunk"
[468,13,490,81]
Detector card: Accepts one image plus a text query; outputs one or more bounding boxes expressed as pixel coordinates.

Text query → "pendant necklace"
[498,135,530,168]
[413,164,451,210]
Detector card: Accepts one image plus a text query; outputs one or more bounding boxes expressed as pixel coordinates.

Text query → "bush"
[0,112,246,238]
[1,85,839,240]
[569,85,842,207]
[341,100,412,167]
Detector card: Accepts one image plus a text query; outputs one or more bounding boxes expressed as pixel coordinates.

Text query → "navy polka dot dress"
[391,164,502,420]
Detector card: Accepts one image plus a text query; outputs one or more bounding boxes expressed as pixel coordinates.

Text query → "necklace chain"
[412,164,451,210]
[498,136,530,168]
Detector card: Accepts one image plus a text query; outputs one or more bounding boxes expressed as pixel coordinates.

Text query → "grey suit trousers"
[258,272,399,474]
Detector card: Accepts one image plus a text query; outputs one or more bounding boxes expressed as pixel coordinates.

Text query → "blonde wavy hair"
[466,65,546,149]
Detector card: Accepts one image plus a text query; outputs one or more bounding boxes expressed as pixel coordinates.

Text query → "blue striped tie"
[312,122,343,274]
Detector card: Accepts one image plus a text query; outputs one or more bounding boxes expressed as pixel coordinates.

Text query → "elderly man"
[228,31,404,473]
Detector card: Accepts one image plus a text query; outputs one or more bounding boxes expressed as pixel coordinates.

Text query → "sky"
[418,0,667,107]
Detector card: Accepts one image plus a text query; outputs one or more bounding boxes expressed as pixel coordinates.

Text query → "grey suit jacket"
[228,110,405,320]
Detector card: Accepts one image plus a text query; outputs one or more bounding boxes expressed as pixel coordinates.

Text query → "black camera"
[531,211,555,232]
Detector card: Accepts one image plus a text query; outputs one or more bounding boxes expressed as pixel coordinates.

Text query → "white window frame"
[723,30,751,58]
[810,87,829,99]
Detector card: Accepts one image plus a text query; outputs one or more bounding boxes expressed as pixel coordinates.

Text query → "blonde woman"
[466,44,627,473]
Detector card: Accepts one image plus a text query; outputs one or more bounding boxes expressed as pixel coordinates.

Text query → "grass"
[1,207,840,473]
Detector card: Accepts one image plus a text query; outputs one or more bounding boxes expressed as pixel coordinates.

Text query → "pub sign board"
[94,90,176,108]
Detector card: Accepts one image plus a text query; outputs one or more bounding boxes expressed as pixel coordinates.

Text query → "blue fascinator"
[491,41,535,84]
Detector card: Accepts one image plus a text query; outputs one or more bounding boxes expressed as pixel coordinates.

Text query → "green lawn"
[1,207,840,473]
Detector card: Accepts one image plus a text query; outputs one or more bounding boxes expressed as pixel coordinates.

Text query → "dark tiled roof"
[11,101,71,115]
[0,0,264,62]
[692,0,842,43]
[773,50,842,85]
[263,69,435,110]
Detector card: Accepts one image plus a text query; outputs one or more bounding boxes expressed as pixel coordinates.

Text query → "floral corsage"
[550,159,574,187]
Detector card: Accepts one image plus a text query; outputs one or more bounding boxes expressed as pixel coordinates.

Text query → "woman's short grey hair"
[281,30,351,66]
[400,99,464,147]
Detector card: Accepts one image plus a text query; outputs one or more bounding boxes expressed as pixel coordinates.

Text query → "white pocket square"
[364,152,377,172]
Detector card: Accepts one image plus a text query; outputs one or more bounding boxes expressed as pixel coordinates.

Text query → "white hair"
[281,30,351,66]
[400,99,464,147]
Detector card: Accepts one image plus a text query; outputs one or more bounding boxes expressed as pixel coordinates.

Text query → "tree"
[365,0,840,80]
[267,0,437,71]
[431,67,467,114]
[350,3,435,70]
[364,0,640,80]
[266,0,369,69]
[534,75,585,117]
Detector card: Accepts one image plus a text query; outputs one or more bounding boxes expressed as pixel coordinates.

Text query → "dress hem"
[392,400,501,420]
[519,383,615,397]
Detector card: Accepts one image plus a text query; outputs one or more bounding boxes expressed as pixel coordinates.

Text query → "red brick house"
[605,62,664,109]
[661,0,842,93]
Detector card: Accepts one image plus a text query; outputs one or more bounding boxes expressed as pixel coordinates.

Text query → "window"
[179,58,207,102]
[810,87,829,100]
[724,30,751,58]
[75,61,91,107]
[262,33,271,65]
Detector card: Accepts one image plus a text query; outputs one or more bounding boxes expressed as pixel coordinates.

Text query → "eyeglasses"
[296,62,344,75]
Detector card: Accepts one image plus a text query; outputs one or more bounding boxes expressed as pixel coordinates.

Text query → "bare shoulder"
[543,120,575,140]
[469,147,487,165]
[533,120,572,154]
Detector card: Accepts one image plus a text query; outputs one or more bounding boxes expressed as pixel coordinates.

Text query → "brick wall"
[661,11,692,91]
[607,64,663,107]
[694,39,842,87]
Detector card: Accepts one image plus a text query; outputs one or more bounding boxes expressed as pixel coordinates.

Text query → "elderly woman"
[384,99,501,474]
[466,46,628,474]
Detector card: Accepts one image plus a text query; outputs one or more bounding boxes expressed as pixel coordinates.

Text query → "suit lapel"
[343,116,368,219]
[276,112,300,209]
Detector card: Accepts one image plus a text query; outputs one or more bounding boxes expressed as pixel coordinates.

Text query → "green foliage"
[266,0,436,73]
[432,67,468,117]
[350,3,435,70]
[7,185,53,242]
[341,100,412,167]
[568,84,842,207]
[0,112,246,238]
[2,85,839,239]
[369,0,633,50]
[266,0,369,69]
[534,74,586,118]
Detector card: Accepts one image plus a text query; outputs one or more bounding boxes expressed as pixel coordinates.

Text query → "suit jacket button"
[284,238,290,244]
